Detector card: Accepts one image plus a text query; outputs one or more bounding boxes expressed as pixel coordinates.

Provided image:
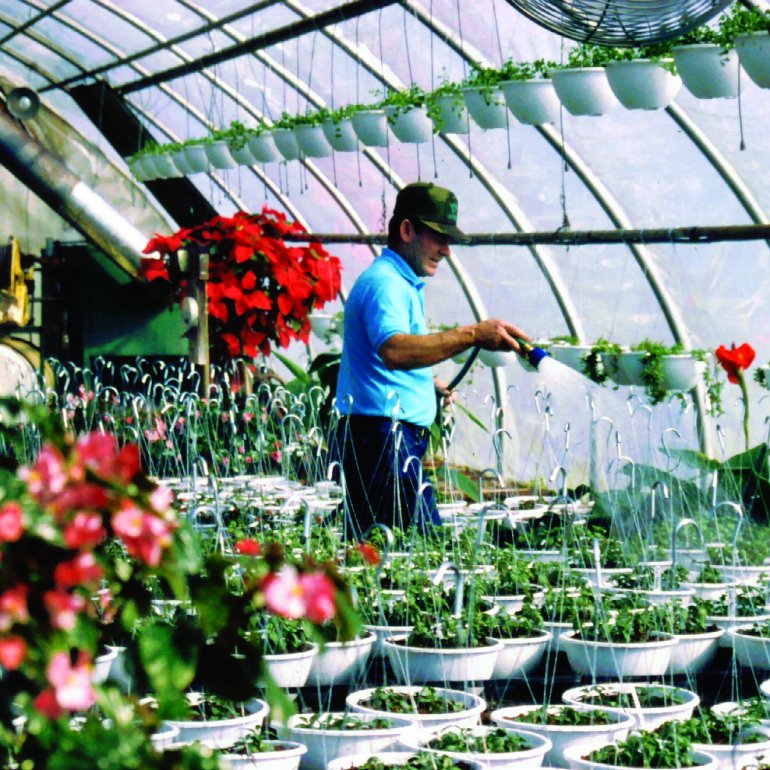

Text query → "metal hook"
[660,427,682,472]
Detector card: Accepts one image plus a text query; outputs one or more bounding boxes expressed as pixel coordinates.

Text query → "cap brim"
[419,219,471,244]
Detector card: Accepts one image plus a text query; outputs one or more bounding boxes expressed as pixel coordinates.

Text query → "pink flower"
[262,567,305,619]
[47,651,95,711]
[63,512,106,549]
[0,502,24,542]
[75,433,141,483]
[112,503,175,567]
[44,590,86,631]
[19,445,67,502]
[299,572,337,624]
[144,417,167,443]
[242,412,254,423]
[0,635,26,670]
[149,485,174,513]
[54,552,103,589]
[0,585,29,631]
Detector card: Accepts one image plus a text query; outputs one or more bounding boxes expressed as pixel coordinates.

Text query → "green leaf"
[138,623,198,699]
[444,468,480,503]
[273,351,312,385]
[261,664,297,723]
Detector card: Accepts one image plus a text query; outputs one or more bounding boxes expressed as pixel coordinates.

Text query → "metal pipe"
[0,104,146,277]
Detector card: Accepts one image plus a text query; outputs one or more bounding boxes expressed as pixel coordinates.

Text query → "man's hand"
[434,377,456,409]
[473,319,530,352]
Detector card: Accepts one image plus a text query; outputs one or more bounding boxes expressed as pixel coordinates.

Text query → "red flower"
[63,512,106,549]
[0,635,26,670]
[357,542,381,566]
[54,552,104,589]
[715,343,755,384]
[234,538,261,556]
[0,502,24,543]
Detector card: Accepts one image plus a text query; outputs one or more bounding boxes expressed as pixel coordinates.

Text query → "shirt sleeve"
[360,273,412,353]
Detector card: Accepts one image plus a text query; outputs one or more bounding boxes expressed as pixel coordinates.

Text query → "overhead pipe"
[0,103,147,278]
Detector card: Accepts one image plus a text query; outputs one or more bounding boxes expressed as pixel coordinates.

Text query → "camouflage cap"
[393,182,469,243]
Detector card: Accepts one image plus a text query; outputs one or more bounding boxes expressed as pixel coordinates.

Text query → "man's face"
[401,221,452,278]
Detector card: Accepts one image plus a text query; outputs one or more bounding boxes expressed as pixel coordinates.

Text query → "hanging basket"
[151,153,183,178]
[181,144,211,173]
[385,105,434,143]
[605,59,682,110]
[322,118,359,151]
[351,109,389,146]
[500,79,561,125]
[673,44,742,99]
[169,150,195,176]
[735,32,770,89]
[129,155,153,181]
[227,142,256,166]
[431,94,470,134]
[273,128,301,160]
[294,124,333,157]
[462,86,509,129]
[550,68,619,116]
[247,132,282,163]
[204,140,237,170]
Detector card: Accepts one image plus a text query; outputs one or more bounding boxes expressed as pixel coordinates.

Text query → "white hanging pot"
[228,142,256,166]
[385,105,433,143]
[549,344,592,374]
[736,32,770,89]
[431,94,470,134]
[462,86,509,129]
[492,704,635,770]
[561,682,700,731]
[363,623,413,656]
[152,152,183,178]
[383,634,503,684]
[692,738,770,770]
[248,132,282,163]
[351,109,389,146]
[322,118,359,151]
[182,144,211,173]
[478,349,517,367]
[346,685,486,731]
[293,124,333,157]
[204,140,238,169]
[613,351,645,386]
[128,155,153,181]
[272,129,301,160]
[262,643,318,689]
[684,579,736,601]
[170,149,196,175]
[166,698,269,749]
[668,628,725,675]
[708,612,770,647]
[500,79,561,125]
[550,68,619,116]
[559,630,676,679]
[605,59,682,110]
[218,740,306,770]
[564,746,718,770]
[673,44,742,99]
[304,632,375,686]
[487,631,551,680]
[661,354,706,391]
[730,624,770,669]
[92,647,119,684]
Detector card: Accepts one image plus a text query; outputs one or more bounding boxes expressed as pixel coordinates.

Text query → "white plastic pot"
[248,133,283,163]
[501,79,561,125]
[561,682,699,731]
[709,613,770,647]
[219,740,307,770]
[282,712,416,770]
[326,752,487,770]
[605,59,681,110]
[488,631,551,680]
[492,705,635,769]
[263,643,318,689]
[166,698,269,749]
[321,119,358,151]
[550,68,619,116]
[273,129,301,161]
[668,628,725,675]
[673,44,742,99]
[462,86,509,129]
[346,685,486,731]
[560,631,676,679]
[294,124,333,158]
[205,140,237,170]
[228,143,256,166]
[691,738,770,770]
[478,349,517,367]
[548,344,592,374]
[182,144,212,173]
[563,746,717,770]
[385,106,433,143]
[383,635,503,684]
[305,633,375,687]
[736,32,770,89]
[169,150,196,175]
[431,94,470,134]
[730,625,770,669]
[152,152,183,178]
[351,110,389,146]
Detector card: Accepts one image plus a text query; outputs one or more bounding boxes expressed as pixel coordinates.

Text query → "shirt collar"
[380,247,425,290]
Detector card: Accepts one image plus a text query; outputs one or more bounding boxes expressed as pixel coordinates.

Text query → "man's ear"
[399,218,416,243]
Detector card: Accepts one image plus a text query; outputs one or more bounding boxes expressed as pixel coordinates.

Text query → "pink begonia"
[0,635,26,670]
[63,512,106,549]
[54,552,103,589]
[0,502,24,543]
[47,652,95,711]
[19,445,68,503]
[112,503,175,567]
[0,585,29,631]
[144,417,167,443]
[44,589,86,631]
[74,433,141,484]
[299,572,337,624]
[262,566,306,619]
[149,485,174,513]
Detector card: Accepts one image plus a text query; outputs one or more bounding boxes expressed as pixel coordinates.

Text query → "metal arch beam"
[0,0,72,47]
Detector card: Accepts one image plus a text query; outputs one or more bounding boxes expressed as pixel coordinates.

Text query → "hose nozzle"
[516,338,550,370]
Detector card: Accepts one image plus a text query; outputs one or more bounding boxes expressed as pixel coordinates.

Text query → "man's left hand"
[434,378,456,409]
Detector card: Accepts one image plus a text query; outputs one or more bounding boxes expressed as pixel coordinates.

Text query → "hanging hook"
[660,427,681,472]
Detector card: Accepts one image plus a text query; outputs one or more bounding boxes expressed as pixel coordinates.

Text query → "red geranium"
[141,207,341,363]
[715,342,755,450]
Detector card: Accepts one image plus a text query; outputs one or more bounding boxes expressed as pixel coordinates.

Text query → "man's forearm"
[379,327,477,370]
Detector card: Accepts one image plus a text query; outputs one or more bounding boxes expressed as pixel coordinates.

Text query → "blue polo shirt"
[336,248,437,427]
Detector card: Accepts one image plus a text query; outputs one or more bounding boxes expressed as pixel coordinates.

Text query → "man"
[335,182,530,539]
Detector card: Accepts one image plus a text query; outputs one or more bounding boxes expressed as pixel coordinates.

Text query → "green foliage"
[577,685,688,710]
[295,713,393,730]
[427,727,532,753]
[589,729,693,769]
[362,686,465,715]
[583,338,622,386]
[510,705,617,727]
[379,84,428,120]
[718,3,770,46]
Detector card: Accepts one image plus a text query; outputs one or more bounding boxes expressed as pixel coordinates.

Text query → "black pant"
[333,415,440,540]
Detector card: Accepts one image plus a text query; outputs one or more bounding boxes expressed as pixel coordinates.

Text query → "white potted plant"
[427,81,470,134]
[381,85,433,144]
[672,25,742,100]
[460,64,509,130]
[499,58,561,125]
[549,45,620,117]
[604,46,682,111]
